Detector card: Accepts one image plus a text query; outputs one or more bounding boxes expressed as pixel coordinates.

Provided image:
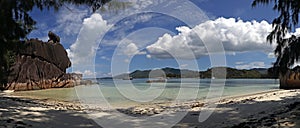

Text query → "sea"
[13,79,279,108]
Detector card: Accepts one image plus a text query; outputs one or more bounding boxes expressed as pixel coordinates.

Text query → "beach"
[1,89,300,128]
[176,89,300,127]
[1,0,298,127]
[0,92,100,128]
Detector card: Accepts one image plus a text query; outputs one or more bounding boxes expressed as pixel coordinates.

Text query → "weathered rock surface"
[18,39,71,72]
[4,33,82,91]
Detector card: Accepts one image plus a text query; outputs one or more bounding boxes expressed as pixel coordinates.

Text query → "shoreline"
[0,92,100,128]
[176,89,300,127]
[1,89,300,127]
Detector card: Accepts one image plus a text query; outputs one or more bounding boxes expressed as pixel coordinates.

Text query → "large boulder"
[4,34,81,91]
[18,39,71,72]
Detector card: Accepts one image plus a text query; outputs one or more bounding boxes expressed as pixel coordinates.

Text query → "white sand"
[0,92,100,128]
[1,89,300,127]
[176,89,300,127]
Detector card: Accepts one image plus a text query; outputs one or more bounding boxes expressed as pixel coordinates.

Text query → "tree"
[252,0,300,75]
[0,0,129,85]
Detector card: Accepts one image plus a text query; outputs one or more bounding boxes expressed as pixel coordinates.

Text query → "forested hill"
[113,67,277,79]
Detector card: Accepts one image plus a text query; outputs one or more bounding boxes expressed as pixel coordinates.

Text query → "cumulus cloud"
[115,40,146,63]
[100,0,209,46]
[147,17,275,59]
[146,26,206,59]
[66,13,112,78]
[74,70,96,77]
[118,40,146,56]
[235,61,268,69]
[67,13,111,65]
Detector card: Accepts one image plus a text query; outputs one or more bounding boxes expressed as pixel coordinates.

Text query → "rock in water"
[4,37,81,91]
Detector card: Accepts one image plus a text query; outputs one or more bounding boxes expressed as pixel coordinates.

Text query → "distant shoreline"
[108,67,278,79]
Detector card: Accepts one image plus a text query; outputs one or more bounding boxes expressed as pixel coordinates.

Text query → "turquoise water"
[14,79,279,107]
[75,78,279,107]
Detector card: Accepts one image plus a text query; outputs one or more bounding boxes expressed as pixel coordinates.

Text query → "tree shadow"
[67,91,300,128]
[2,91,300,128]
[176,91,300,128]
[0,96,102,128]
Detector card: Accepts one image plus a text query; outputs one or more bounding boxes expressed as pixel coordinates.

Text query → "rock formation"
[280,66,300,89]
[4,33,82,91]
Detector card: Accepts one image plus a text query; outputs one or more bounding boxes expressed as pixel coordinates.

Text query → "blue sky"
[28,0,282,78]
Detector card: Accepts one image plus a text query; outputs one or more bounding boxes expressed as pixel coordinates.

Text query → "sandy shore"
[175,89,300,127]
[0,93,100,128]
[1,89,300,127]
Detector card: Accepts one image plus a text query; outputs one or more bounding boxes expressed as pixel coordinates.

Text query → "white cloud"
[55,6,89,36]
[118,40,146,56]
[67,13,113,77]
[147,17,275,59]
[146,54,152,59]
[146,26,206,59]
[74,70,96,77]
[100,0,209,46]
[235,62,245,65]
[180,64,189,68]
[115,40,147,63]
[84,70,96,76]
[268,52,275,58]
[66,49,74,60]
[99,72,112,77]
[67,13,112,65]
[100,56,110,61]
[235,61,268,69]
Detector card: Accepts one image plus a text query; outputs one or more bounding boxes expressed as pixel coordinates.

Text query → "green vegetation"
[114,67,277,79]
[252,1,300,74]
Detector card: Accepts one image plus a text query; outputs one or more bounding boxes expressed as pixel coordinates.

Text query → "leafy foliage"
[252,0,300,74]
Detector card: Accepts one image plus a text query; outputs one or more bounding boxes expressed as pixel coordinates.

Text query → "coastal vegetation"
[114,67,278,79]
[253,0,300,74]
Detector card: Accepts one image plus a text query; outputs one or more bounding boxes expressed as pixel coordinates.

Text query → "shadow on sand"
[0,96,101,128]
[175,91,300,128]
[1,90,300,128]
[89,91,300,128]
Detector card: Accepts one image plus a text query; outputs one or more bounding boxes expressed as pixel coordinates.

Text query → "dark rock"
[18,39,71,71]
[48,31,60,43]
[8,55,65,83]
[4,33,82,91]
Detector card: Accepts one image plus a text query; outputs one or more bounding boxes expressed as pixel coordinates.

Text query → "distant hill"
[113,67,277,79]
[251,68,268,74]
[200,67,263,79]
[124,67,198,78]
